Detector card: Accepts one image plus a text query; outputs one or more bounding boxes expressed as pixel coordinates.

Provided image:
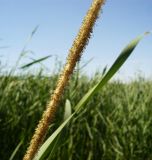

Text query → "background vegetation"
[0,67,152,159]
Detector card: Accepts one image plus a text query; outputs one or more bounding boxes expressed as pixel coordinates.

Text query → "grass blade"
[75,34,146,111]
[9,140,23,160]
[64,99,72,121]
[9,26,39,75]
[20,55,52,69]
[34,33,148,160]
[21,26,39,57]
[34,100,72,160]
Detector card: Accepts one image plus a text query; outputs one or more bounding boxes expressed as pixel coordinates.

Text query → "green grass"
[0,33,151,160]
[0,71,152,160]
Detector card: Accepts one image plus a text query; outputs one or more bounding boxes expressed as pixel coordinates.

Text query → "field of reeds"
[0,69,152,160]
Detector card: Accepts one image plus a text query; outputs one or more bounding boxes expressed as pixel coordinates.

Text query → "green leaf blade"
[20,55,52,69]
[34,100,73,160]
[33,33,150,160]
[75,34,145,111]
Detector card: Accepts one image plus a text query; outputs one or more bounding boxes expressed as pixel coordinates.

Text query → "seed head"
[23,0,105,160]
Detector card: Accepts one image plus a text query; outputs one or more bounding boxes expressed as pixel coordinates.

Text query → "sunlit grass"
[0,71,152,160]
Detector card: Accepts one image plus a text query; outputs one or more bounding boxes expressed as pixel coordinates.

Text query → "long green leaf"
[34,33,147,160]
[20,55,52,69]
[34,114,74,160]
[34,100,72,160]
[75,34,145,111]
[9,140,23,160]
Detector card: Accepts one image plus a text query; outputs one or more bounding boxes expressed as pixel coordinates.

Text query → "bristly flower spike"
[23,0,105,159]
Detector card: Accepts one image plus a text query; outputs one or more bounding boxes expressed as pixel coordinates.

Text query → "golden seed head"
[23,1,105,160]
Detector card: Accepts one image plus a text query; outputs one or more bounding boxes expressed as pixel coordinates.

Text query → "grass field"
[0,70,152,160]
[1,0,151,159]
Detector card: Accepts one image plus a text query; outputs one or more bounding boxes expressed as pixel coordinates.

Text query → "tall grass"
[0,72,152,159]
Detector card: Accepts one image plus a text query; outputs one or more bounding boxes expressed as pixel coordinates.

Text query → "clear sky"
[0,0,152,80]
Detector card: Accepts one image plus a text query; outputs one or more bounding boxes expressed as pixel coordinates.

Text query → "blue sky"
[0,0,152,80]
